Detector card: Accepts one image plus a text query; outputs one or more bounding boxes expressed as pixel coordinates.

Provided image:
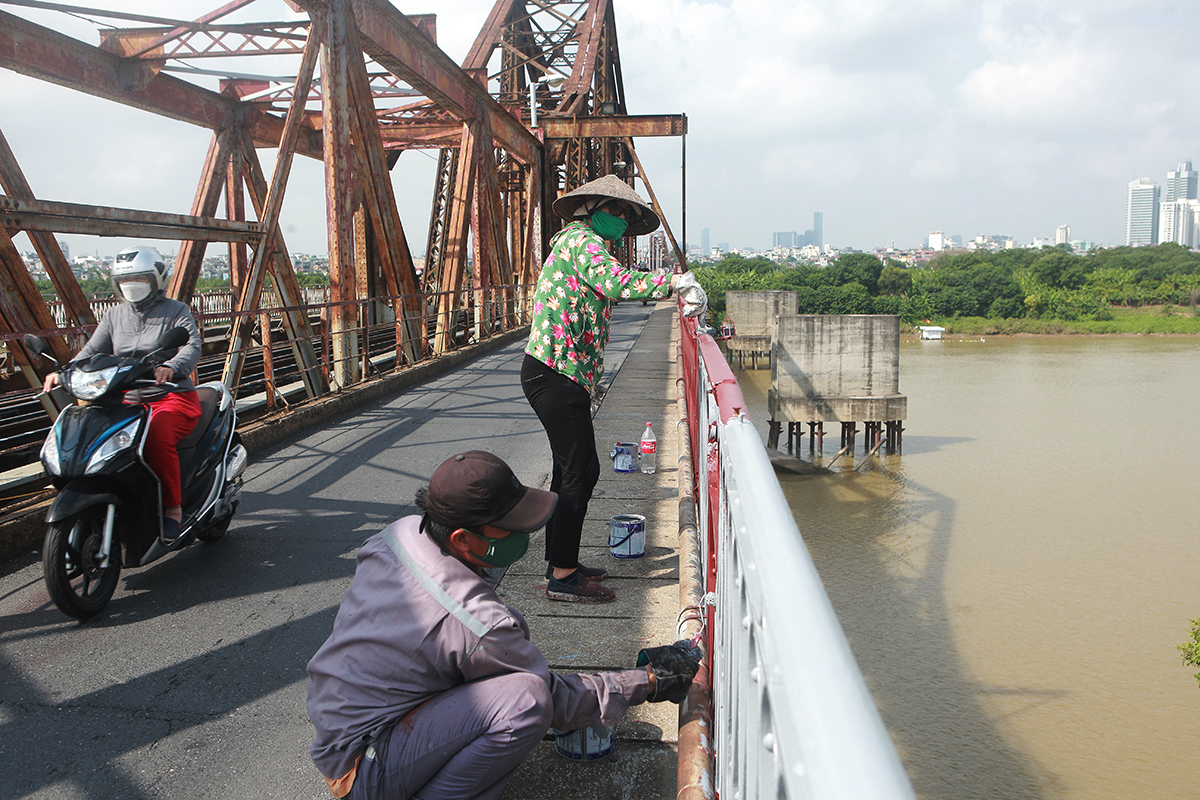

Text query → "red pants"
[144,391,202,508]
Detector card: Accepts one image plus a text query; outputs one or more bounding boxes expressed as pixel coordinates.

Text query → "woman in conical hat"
[521,175,705,604]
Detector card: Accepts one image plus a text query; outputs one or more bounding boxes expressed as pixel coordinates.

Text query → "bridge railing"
[677,310,916,800]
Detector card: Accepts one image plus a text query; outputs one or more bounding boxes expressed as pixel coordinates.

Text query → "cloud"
[959,52,1103,123]
[7,0,1200,255]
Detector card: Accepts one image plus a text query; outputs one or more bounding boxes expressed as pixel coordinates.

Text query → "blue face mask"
[590,210,629,241]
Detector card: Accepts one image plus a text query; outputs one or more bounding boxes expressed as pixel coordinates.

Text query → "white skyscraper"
[1126,178,1160,246]
[1166,160,1198,202]
[1055,225,1070,245]
[1158,199,1200,246]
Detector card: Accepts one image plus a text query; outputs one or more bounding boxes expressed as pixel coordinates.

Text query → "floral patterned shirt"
[525,221,672,396]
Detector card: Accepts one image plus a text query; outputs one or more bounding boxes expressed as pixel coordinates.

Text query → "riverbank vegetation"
[690,243,1200,334]
[1180,619,1200,687]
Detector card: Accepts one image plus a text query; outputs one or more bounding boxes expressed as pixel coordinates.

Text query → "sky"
[3,0,1200,258]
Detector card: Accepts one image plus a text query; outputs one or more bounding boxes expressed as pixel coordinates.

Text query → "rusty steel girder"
[0,0,684,432]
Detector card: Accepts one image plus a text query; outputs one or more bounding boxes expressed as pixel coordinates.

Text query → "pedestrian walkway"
[499,302,684,799]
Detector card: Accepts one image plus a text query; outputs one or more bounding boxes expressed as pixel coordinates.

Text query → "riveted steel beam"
[0,9,323,157]
[0,196,261,242]
[543,114,687,138]
[0,127,96,329]
[292,0,541,165]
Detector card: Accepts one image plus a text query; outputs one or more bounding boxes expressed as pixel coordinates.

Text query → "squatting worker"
[42,245,201,544]
[522,175,707,602]
[306,450,701,800]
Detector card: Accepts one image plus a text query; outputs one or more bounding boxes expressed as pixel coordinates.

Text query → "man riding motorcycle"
[43,245,202,543]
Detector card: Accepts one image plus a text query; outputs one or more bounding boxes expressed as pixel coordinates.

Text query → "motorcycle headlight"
[41,428,62,477]
[69,365,119,400]
[85,419,140,475]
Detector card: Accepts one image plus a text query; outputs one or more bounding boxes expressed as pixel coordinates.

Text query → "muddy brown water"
[736,336,1200,800]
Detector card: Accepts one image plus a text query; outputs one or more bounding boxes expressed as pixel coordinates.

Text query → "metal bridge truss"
[0,0,686,425]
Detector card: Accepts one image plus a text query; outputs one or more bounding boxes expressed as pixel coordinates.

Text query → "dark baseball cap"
[426,451,557,533]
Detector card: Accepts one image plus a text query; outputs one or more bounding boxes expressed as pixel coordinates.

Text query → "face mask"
[119,280,152,303]
[469,529,530,568]
[590,210,629,241]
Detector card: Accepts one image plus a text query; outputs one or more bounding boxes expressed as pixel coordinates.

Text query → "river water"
[735,336,1200,800]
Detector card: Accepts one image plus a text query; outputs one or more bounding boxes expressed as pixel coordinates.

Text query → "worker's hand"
[154,366,175,385]
[42,371,60,393]
[636,639,702,703]
[673,271,708,319]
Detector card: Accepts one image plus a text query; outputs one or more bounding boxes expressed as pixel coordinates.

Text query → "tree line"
[690,243,1200,323]
[35,271,329,298]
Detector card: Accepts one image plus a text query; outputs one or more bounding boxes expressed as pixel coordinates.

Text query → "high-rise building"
[648,231,670,270]
[928,231,946,250]
[1126,178,1160,246]
[1166,160,1198,202]
[701,227,710,257]
[1055,224,1070,245]
[773,231,797,248]
[1158,199,1200,247]
[812,212,823,248]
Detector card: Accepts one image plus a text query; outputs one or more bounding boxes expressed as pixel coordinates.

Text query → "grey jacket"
[75,292,202,403]
[306,515,650,781]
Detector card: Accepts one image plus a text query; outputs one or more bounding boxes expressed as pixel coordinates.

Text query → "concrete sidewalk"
[500,304,683,800]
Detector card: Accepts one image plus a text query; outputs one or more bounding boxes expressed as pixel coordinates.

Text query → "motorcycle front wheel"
[43,508,122,620]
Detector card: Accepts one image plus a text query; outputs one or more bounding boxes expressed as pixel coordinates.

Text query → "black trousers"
[521,354,600,569]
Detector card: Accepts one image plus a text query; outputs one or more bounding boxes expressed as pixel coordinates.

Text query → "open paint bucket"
[553,725,615,760]
[610,442,637,473]
[609,514,646,559]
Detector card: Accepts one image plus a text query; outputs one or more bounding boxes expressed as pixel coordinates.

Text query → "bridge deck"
[0,301,683,800]
[499,303,683,800]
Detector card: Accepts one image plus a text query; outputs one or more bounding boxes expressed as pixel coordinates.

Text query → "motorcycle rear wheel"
[43,508,122,620]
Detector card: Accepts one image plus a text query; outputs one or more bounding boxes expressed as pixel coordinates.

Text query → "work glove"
[637,639,703,703]
[674,271,708,319]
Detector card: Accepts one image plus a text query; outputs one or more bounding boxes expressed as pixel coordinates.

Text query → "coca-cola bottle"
[639,422,657,474]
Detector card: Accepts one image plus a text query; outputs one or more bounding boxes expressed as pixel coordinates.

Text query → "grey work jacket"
[306,515,651,781]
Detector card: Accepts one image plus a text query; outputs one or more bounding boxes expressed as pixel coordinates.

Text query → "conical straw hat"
[552,175,661,236]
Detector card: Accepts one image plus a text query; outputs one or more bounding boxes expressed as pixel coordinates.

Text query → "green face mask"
[469,529,530,568]
[590,210,629,241]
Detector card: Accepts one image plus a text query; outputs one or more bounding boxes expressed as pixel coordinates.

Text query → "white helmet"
[111,245,169,304]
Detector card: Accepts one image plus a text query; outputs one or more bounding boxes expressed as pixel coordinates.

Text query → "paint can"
[609,514,645,559]
[610,442,637,473]
[552,725,615,761]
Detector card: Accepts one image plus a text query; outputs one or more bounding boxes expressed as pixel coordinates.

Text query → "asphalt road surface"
[0,304,655,800]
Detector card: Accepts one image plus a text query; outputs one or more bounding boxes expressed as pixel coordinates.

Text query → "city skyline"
[5,2,1200,260]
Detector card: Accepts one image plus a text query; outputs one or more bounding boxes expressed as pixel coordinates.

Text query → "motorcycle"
[25,328,247,620]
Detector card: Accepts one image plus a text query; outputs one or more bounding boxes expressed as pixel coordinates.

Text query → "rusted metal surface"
[0,128,95,330]
[224,32,324,393]
[167,120,240,302]
[676,347,716,800]
[295,0,542,165]
[0,195,262,242]
[0,0,684,424]
[542,115,688,138]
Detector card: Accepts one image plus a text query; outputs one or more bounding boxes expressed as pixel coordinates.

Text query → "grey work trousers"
[348,672,553,800]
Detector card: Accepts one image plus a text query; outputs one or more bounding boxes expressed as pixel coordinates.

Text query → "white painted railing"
[679,313,915,800]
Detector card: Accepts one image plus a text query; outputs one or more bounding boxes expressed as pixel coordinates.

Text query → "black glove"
[636,639,703,703]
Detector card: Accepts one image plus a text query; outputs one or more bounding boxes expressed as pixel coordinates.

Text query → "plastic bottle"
[639,422,657,474]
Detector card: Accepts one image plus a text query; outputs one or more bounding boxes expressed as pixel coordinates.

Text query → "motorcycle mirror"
[22,333,54,362]
[159,326,189,350]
